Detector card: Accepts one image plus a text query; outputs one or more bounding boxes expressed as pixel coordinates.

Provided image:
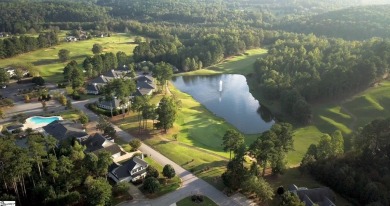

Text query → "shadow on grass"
[33,58,59,66]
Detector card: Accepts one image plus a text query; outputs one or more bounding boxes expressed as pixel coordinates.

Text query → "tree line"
[301,118,390,205]
[0,31,58,59]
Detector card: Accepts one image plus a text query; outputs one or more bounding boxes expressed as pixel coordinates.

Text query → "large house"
[288,184,336,206]
[134,75,155,96]
[42,120,89,142]
[86,69,129,95]
[108,156,148,183]
[81,133,125,159]
[97,98,130,111]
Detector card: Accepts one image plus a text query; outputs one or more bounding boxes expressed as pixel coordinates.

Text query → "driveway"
[72,98,257,206]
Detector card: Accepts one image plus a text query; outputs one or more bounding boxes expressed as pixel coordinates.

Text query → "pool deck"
[23,116,63,130]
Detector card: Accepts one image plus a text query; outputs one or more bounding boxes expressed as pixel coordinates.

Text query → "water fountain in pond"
[219,80,223,102]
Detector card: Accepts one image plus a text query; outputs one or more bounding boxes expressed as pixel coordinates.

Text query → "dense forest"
[301,118,390,205]
[253,33,390,123]
[275,5,390,40]
[0,1,109,34]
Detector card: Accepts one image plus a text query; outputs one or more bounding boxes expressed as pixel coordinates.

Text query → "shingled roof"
[42,120,88,142]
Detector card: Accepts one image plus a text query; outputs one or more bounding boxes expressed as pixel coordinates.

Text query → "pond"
[171,74,274,134]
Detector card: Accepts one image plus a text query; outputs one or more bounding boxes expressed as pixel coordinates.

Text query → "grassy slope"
[0,33,136,83]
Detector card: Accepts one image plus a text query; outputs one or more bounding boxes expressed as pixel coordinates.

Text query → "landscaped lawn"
[0,33,137,83]
[176,195,218,206]
[142,157,181,198]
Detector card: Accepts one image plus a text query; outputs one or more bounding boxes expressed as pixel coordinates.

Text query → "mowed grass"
[176,196,218,206]
[143,157,181,198]
[0,33,136,82]
[179,49,267,76]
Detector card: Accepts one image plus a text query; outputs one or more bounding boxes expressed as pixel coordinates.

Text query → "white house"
[108,156,148,183]
[81,133,125,159]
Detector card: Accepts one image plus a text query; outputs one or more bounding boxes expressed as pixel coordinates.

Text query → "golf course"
[3,33,388,200]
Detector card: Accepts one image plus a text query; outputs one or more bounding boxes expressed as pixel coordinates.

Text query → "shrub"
[113,182,131,196]
[32,76,45,86]
[163,164,175,179]
[143,177,160,193]
[129,139,142,151]
[146,166,159,179]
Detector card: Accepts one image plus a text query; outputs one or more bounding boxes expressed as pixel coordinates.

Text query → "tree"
[153,62,173,92]
[0,108,4,119]
[155,96,177,132]
[0,68,10,86]
[129,139,141,151]
[316,134,334,160]
[146,165,159,178]
[14,68,24,82]
[58,49,70,62]
[96,151,113,177]
[280,192,305,206]
[28,135,47,178]
[113,182,130,196]
[79,112,89,124]
[143,177,160,193]
[92,43,103,54]
[70,67,84,91]
[59,95,67,106]
[162,164,175,179]
[134,36,143,44]
[222,129,244,160]
[250,131,277,176]
[241,175,274,202]
[85,177,112,206]
[331,130,344,156]
[66,99,72,109]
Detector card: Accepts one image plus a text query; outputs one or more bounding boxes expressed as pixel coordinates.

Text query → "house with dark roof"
[42,120,88,142]
[133,75,155,97]
[289,184,336,206]
[82,133,125,159]
[108,156,148,183]
[86,69,129,95]
[85,83,100,95]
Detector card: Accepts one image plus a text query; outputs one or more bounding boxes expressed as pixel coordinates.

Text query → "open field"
[176,196,218,206]
[0,33,136,82]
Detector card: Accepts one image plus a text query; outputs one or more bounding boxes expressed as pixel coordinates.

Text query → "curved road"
[73,99,256,206]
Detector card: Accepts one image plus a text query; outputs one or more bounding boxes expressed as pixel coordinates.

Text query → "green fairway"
[179,49,267,76]
[0,33,136,82]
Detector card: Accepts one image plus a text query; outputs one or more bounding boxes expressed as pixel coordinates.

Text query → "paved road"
[73,99,256,206]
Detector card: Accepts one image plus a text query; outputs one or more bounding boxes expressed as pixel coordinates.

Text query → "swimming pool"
[29,116,61,124]
[23,116,63,130]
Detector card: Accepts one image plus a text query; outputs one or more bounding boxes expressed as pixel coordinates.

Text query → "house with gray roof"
[108,156,148,183]
[97,97,130,111]
[86,69,129,95]
[81,133,125,159]
[289,184,336,206]
[133,75,155,97]
[42,120,88,142]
